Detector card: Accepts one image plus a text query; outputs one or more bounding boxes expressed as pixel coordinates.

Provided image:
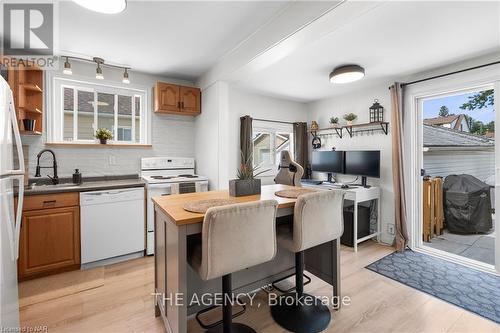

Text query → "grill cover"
[443,174,492,234]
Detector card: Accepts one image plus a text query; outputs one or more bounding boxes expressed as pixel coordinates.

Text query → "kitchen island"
[153,184,341,333]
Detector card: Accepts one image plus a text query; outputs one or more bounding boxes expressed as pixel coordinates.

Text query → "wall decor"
[369,99,384,123]
[329,117,339,128]
[310,121,319,131]
[343,113,357,126]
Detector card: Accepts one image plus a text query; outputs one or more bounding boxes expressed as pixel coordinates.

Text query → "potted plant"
[343,113,357,126]
[229,153,269,197]
[95,128,113,144]
[329,117,339,128]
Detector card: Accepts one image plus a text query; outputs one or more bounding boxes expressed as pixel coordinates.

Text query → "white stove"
[141,157,208,255]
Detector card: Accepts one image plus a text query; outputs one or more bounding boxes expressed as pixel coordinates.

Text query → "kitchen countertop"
[19,175,145,196]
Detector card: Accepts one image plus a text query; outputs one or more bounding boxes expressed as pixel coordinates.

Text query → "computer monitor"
[344,150,380,187]
[311,151,344,182]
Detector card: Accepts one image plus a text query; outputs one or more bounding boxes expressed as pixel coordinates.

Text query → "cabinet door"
[154,82,180,113]
[180,86,201,115]
[18,206,80,280]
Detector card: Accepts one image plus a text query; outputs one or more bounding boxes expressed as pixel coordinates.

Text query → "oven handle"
[147,183,173,189]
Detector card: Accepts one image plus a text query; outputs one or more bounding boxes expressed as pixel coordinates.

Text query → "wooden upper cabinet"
[180,86,201,114]
[154,82,201,116]
[154,82,180,113]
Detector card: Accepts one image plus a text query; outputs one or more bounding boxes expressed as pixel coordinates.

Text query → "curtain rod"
[252,117,299,125]
[397,60,500,89]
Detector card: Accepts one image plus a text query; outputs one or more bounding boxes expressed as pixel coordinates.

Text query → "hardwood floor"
[19,241,500,333]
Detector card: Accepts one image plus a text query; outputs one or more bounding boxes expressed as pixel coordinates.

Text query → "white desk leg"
[377,197,381,243]
[353,199,358,253]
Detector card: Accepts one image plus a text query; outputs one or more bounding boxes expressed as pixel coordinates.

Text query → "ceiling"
[235,1,500,102]
[58,0,290,80]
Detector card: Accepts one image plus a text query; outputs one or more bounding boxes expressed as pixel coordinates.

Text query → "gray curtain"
[240,115,253,165]
[390,83,409,252]
[293,122,309,178]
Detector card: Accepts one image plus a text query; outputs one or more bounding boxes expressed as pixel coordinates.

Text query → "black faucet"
[35,149,59,185]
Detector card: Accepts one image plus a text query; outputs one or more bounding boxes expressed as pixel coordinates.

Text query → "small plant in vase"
[343,113,357,126]
[229,153,269,197]
[329,117,339,128]
[95,128,113,144]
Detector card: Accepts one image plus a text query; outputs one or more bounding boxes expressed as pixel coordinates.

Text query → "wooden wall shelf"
[21,83,43,93]
[6,58,44,134]
[309,121,389,138]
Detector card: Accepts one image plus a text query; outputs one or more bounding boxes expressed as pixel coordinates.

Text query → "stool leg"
[222,274,232,333]
[208,274,256,333]
[270,251,331,333]
[295,252,304,297]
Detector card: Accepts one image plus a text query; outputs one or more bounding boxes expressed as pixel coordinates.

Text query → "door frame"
[405,67,500,275]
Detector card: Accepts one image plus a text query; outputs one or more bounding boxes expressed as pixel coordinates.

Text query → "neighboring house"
[423,124,494,181]
[423,114,470,132]
[252,132,291,166]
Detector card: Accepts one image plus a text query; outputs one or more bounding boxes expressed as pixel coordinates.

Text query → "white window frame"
[404,64,500,275]
[252,120,294,176]
[48,77,149,145]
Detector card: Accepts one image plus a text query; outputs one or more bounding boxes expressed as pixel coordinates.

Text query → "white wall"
[306,84,395,244]
[22,61,196,177]
[227,85,308,185]
[194,81,229,190]
[194,82,308,190]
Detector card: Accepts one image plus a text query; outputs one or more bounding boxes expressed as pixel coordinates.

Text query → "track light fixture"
[63,57,72,75]
[61,55,131,83]
[94,57,104,80]
[122,68,130,84]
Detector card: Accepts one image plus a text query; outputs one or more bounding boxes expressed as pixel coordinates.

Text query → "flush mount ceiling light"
[94,57,104,80]
[72,0,126,14]
[63,57,72,75]
[329,64,365,84]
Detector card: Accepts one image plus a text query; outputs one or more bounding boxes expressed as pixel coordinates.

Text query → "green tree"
[439,105,449,117]
[460,89,494,110]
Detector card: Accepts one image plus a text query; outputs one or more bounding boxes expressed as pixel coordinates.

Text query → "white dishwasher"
[80,187,144,265]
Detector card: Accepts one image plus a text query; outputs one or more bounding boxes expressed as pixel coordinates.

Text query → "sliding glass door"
[412,80,500,274]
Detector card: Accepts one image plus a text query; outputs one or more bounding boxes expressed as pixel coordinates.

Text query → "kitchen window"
[252,120,294,171]
[49,78,148,144]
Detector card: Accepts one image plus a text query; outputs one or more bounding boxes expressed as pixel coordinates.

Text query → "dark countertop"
[19,175,145,196]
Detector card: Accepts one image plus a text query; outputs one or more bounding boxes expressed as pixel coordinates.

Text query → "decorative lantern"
[369,99,384,123]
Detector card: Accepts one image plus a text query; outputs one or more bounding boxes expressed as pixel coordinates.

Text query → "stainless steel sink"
[29,183,81,190]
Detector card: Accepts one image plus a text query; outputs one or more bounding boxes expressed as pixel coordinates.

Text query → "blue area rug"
[366,250,500,323]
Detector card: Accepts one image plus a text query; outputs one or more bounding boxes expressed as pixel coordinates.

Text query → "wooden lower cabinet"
[18,197,80,281]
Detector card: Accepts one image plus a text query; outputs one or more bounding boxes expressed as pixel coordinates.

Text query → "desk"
[303,183,380,252]
[153,184,341,333]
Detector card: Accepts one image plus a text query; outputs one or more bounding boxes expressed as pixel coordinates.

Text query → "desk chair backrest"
[274,151,304,187]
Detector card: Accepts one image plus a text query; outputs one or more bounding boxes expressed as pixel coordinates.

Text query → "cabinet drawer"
[23,192,79,211]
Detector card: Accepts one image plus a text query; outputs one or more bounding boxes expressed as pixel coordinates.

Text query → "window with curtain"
[252,120,294,170]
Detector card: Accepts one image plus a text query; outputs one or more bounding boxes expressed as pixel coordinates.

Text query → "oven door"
[146,183,172,255]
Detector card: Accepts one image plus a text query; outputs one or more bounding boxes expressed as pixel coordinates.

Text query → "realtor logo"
[3,3,53,55]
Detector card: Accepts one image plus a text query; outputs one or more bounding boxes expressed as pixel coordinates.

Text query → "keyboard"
[301,179,324,185]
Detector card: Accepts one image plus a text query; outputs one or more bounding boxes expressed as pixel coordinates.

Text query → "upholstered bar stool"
[188,200,279,333]
[271,190,345,333]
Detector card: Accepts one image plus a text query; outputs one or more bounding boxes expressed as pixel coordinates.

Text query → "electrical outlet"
[387,223,395,235]
[108,156,116,165]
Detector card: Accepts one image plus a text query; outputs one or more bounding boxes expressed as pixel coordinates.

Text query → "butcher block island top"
[152,184,302,225]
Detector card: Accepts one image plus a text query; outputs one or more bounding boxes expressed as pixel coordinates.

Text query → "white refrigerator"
[0,75,24,329]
